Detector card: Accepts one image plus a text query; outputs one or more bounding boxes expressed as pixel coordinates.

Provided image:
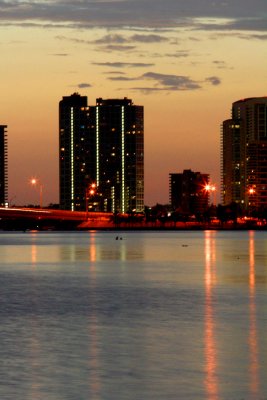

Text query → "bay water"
[0,230,266,400]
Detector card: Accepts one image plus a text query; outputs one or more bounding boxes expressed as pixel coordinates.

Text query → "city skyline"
[1,0,266,206]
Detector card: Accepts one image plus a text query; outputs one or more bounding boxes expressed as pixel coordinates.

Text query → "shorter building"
[169,169,210,215]
[0,125,8,206]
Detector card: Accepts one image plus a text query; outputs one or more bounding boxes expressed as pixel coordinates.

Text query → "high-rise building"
[0,125,8,206]
[221,97,267,210]
[169,169,210,214]
[90,98,144,213]
[59,95,144,213]
[59,93,90,211]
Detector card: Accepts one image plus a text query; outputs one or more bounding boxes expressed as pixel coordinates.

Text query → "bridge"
[0,207,114,230]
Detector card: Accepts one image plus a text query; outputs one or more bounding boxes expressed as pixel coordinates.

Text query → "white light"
[71,108,74,211]
[111,186,115,213]
[121,106,125,213]
[96,107,99,186]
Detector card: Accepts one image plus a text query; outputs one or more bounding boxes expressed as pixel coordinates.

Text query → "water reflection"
[30,231,38,265]
[1,231,265,399]
[29,317,42,400]
[88,232,101,399]
[204,231,218,400]
[58,233,144,262]
[248,231,260,398]
[31,243,37,265]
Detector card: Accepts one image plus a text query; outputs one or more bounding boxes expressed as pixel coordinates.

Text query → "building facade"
[59,95,144,213]
[59,93,90,211]
[221,97,267,210]
[169,169,210,215]
[0,125,8,206]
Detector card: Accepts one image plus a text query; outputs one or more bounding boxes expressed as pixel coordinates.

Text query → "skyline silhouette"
[1,0,266,206]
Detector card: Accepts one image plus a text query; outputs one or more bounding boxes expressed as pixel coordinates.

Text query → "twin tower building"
[59,93,144,213]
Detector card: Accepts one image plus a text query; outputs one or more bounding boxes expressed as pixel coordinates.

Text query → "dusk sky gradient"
[1,0,266,206]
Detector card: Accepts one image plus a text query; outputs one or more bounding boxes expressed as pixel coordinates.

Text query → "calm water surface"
[0,230,267,400]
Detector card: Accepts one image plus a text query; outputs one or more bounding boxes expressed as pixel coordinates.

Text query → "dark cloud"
[212,60,228,69]
[92,61,154,68]
[0,0,265,32]
[77,83,92,88]
[129,87,172,93]
[130,34,168,43]
[97,44,136,51]
[104,71,126,75]
[209,31,267,42]
[205,76,221,85]
[164,52,189,58]
[56,32,169,52]
[56,35,91,44]
[142,72,201,90]
[229,33,267,40]
[94,34,128,44]
[108,76,136,81]
[51,53,69,56]
[110,70,223,91]
[109,71,203,90]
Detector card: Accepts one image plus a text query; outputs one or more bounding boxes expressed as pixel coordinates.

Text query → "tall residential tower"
[0,125,8,206]
[59,93,90,211]
[90,98,144,213]
[222,97,267,210]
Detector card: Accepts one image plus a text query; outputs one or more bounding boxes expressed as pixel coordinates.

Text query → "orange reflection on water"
[31,244,37,265]
[88,234,101,398]
[248,231,260,398]
[31,232,38,265]
[89,232,97,262]
[204,231,219,400]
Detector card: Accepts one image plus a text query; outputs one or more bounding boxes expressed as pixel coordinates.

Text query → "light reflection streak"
[204,231,219,400]
[248,231,260,398]
[30,232,41,398]
[31,243,37,265]
[31,232,38,265]
[88,233,101,399]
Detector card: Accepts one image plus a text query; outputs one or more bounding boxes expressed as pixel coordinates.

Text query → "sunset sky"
[1,0,266,206]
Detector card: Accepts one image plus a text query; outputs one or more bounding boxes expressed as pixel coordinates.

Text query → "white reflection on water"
[249,231,260,398]
[204,231,218,400]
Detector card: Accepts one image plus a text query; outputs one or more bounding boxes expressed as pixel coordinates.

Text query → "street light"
[85,182,97,217]
[248,186,256,214]
[204,183,216,205]
[30,178,43,208]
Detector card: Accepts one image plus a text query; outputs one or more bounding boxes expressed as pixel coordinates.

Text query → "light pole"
[30,178,43,208]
